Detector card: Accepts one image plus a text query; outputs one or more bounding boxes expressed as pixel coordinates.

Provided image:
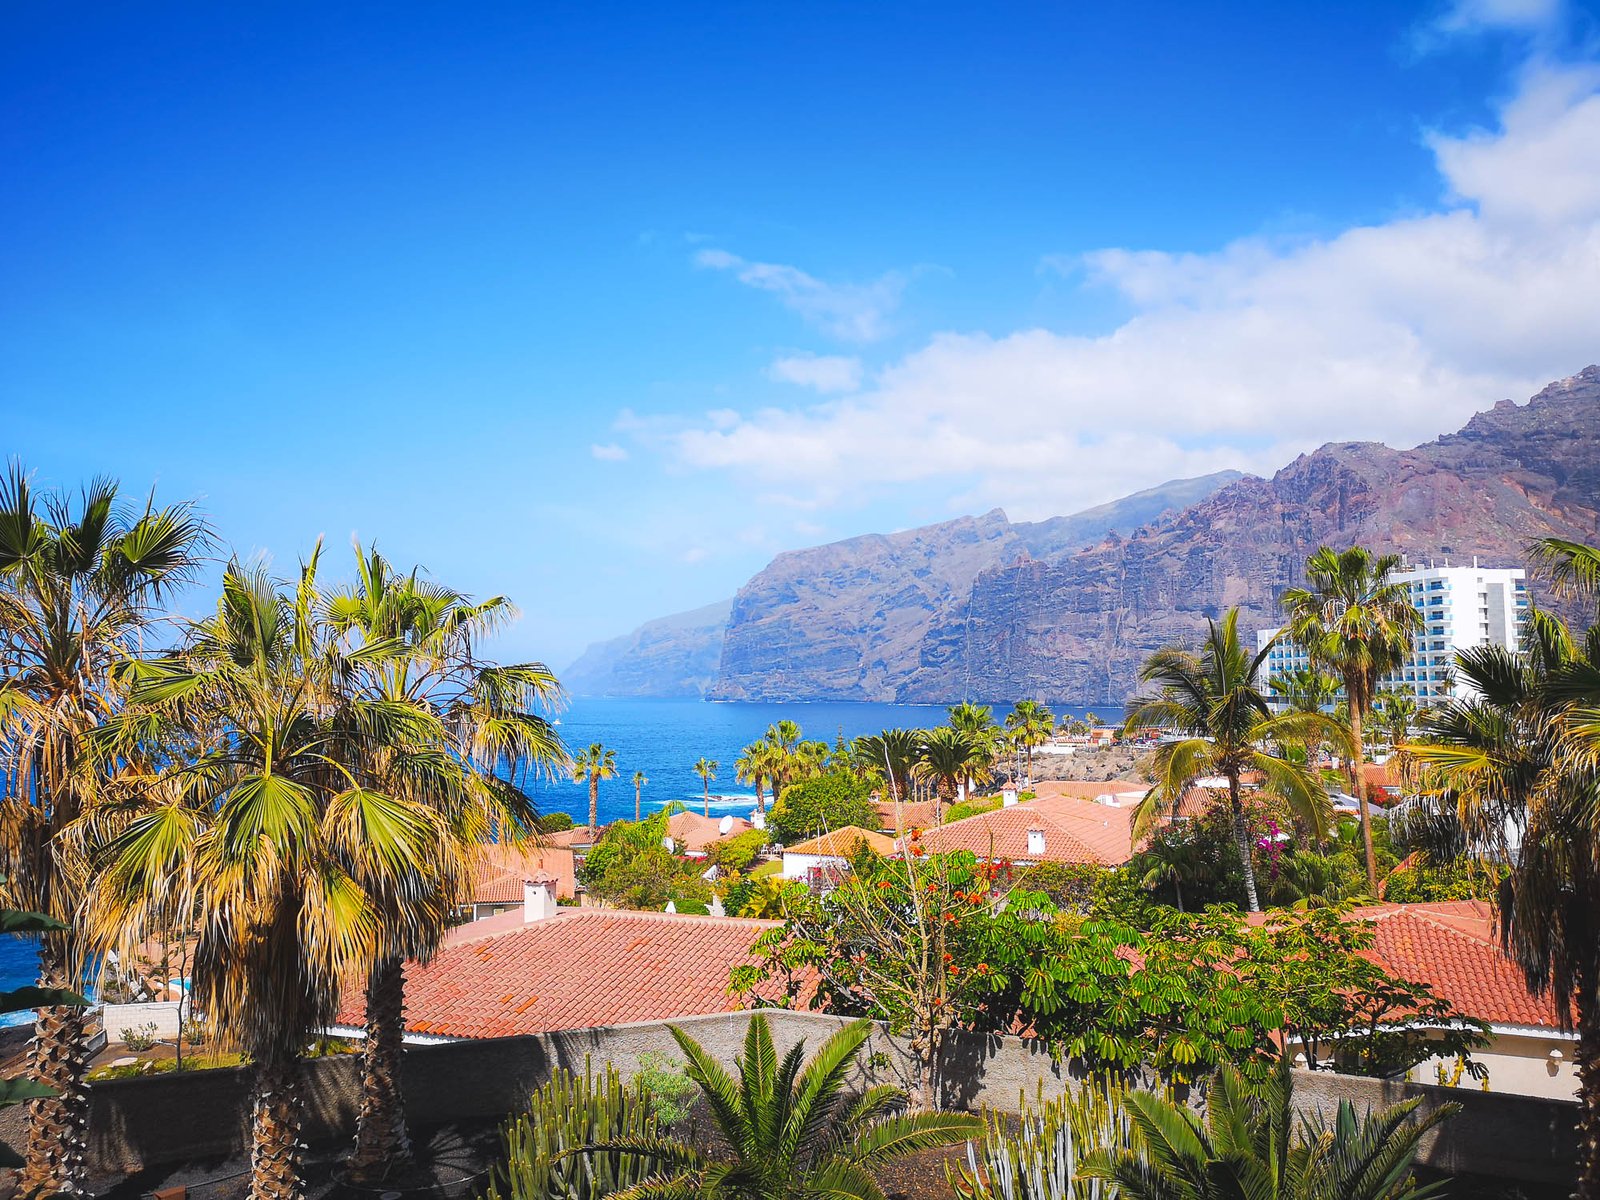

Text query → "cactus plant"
[947,1082,1132,1200]
[484,1059,659,1200]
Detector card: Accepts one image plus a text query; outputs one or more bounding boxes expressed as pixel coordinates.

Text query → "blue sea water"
[527,697,1121,826]
[0,697,1120,995]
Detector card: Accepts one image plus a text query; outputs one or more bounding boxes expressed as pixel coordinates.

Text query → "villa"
[905,792,1138,868]
[780,825,896,882]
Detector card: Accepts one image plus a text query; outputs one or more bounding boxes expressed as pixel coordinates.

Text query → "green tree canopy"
[768,771,877,845]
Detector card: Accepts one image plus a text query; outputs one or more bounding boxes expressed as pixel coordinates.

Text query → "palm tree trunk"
[251,1055,307,1200]
[1575,978,1600,1200]
[1346,685,1378,896]
[1229,775,1261,912]
[635,783,641,822]
[1173,878,1184,913]
[21,934,89,1196]
[348,956,413,1182]
[589,779,599,831]
[703,783,710,818]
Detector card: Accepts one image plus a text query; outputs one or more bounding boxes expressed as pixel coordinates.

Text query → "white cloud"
[694,248,907,341]
[663,61,1600,522]
[767,353,864,393]
[590,442,630,461]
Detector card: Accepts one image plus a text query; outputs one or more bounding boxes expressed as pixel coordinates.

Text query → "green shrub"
[632,1052,699,1127]
[1013,862,1102,911]
[484,1060,659,1200]
[536,811,575,833]
[769,771,876,844]
[708,828,767,872]
[944,795,1002,823]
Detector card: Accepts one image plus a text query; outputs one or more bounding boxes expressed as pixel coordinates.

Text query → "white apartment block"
[1257,559,1529,707]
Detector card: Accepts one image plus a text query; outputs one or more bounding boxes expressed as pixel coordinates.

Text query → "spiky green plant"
[485,1060,660,1200]
[583,1013,978,1200]
[1081,1058,1457,1200]
[947,1082,1132,1200]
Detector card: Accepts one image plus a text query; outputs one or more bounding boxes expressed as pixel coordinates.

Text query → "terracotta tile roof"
[471,845,578,901]
[339,910,781,1039]
[904,796,1135,866]
[1033,779,1149,803]
[783,826,897,857]
[667,810,754,853]
[1346,901,1562,1030]
[541,825,600,850]
[874,800,943,833]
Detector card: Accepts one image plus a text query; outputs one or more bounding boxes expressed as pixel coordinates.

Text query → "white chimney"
[1002,789,1018,807]
[709,894,726,917]
[1026,829,1046,857]
[522,877,558,923]
[751,809,767,831]
[665,900,677,914]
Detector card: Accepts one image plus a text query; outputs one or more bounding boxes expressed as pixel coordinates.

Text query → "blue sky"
[4,1,1599,667]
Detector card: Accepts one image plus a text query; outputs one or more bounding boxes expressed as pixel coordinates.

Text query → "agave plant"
[584,1013,979,1200]
[1081,1058,1457,1200]
[947,1082,1132,1200]
[484,1060,660,1200]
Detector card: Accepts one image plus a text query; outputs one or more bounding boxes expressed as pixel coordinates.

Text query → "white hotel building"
[1257,560,1529,707]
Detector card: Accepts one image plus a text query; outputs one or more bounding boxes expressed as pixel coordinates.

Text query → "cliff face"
[707,472,1243,700]
[904,367,1600,704]
[563,598,732,698]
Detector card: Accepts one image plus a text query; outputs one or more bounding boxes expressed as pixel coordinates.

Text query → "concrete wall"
[101,1001,185,1042]
[19,1010,1578,1188]
[1403,1030,1581,1102]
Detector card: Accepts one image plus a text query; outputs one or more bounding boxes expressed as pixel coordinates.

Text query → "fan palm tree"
[83,557,448,1200]
[915,727,986,813]
[1132,834,1205,912]
[734,743,774,815]
[586,1013,977,1200]
[573,743,618,831]
[1280,546,1422,895]
[632,770,648,822]
[1003,700,1055,782]
[764,721,803,804]
[323,543,565,1179]
[0,466,207,1194]
[694,757,719,817]
[1082,1058,1457,1200]
[1124,610,1350,911]
[1406,545,1600,1197]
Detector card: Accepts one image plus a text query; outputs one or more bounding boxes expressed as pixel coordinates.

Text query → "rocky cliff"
[706,472,1244,700]
[563,598,732,698]
[902,367,1600,704]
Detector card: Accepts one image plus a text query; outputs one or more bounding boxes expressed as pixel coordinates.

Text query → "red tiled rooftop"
[904,795,1135,866]
[667,810,754,853]
[472,844,578,901]
[1350,901,1563,1030]
[337,909,780,1040]
[783,826,896,857]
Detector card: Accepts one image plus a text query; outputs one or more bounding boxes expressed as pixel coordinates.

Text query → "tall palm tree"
[1281,545,1422,895]
[948,703,1000,796]
[0,467,207,1194]
[1003,700,1055,782]
[1124,611,1349,912]
[573,743,618,831]
[852,729,919,806]
[1406,546,1600,1197]
[1268,666,1342,714]
[589,1014,977,1200]
[323,544,565,1179]
[764,720,802,804]
[1082,1058,1456,1200]
[694,756,719,817]
[83,557,446,1200]
[734,743,771,815]
[632,770,648,822]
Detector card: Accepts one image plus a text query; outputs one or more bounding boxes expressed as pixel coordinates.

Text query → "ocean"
[0,697,1120,997]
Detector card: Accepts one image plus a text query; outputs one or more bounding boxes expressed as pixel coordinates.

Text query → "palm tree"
[1133,834,1204,912]
[734,743,773,815]
[573,743,618,831]
[84,557,447,1200]
[764,720,802,804]
[694,756,719,817]
[1003,700,1054,782]
[632,770,648,822]
[948,703,1000,796]
[1123,611,1350,912]
[1082,1058,1456,1200]
[324,544,565,1179]
[1268,666,1343,714]
[915,727,986,813]
[0,467,206,1194]
[589,1013,977,1200]
[1406,548,1600,1197]
[1281,545,1422,895]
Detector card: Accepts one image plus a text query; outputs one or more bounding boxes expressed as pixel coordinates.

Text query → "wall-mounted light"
[1547,1048,1564,1076]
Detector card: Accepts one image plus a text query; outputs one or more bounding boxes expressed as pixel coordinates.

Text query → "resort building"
[1257,560,1528,708]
